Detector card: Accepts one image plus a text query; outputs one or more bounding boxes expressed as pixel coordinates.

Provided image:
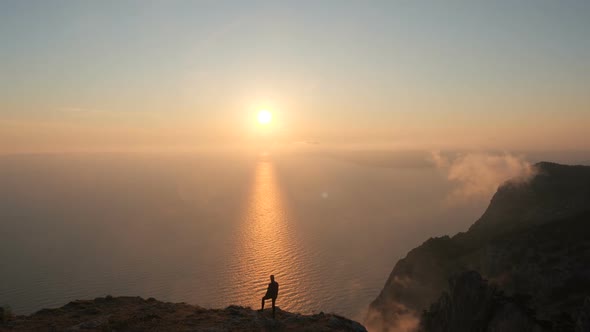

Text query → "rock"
[83,307,101,315]
[329,316,345,329]
[369,162,590,330]
[67,317,106,330]
[576,297,590,332]
[419,271,547,332]
[0,296,367,331]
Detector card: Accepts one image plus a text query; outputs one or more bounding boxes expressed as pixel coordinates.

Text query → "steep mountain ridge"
[368,162,590,331]
[467,162,590,241]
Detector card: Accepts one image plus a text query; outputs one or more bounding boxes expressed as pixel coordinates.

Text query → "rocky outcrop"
[0,296,367,332]
[576,297,590,332]
[419,271,547,332]
[466,162,590,243]
[368,162,590,331]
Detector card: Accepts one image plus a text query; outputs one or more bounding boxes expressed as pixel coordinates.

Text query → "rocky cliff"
[0,296,367,332]
[418,271,548,332]
[418,271,590,332]
[368,162,590,331]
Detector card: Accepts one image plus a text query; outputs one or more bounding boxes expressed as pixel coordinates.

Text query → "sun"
[257,110,272,125]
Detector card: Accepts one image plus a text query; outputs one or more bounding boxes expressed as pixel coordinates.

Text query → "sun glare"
[257,110,272,125]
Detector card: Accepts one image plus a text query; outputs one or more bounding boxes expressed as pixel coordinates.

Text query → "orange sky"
[1,2,589,153]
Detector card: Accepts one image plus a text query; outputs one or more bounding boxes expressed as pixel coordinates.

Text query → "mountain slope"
[418,271,550,332]
[368,162,590,331]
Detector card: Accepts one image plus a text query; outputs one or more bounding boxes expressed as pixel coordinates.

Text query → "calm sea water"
[0,151,489,319]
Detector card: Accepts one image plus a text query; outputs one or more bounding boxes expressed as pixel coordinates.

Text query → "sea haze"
[3,150,572,318]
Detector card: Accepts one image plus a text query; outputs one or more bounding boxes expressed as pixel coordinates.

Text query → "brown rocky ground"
[0,296,366,332]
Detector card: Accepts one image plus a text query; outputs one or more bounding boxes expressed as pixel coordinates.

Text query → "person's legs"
[260,297,265,311]
[271,297,276,318]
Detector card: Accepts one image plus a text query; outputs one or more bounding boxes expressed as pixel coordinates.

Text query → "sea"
[1,149,586,319]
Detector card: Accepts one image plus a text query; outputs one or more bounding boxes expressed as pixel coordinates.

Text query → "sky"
[1,1,589,153]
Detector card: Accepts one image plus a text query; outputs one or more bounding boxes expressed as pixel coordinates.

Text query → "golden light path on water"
[222,160,314,313]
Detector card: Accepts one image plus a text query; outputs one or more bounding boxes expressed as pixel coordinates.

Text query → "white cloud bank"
[432,152,536,201]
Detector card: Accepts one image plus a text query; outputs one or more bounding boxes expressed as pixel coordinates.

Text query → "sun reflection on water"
[224,160,312,312]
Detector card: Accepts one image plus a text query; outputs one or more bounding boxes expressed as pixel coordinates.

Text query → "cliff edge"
[0,296,367,332]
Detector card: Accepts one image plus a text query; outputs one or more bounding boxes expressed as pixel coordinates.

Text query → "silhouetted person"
[259,275,279,318]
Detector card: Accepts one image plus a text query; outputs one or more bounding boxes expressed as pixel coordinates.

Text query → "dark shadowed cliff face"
[368,162,590,332]
[420,272,590,332]
[467,162,590,242]
[419,271,548,332]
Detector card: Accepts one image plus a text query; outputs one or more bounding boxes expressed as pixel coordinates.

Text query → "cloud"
[432,152,536,202]
[57,107,104,113]
[430,150,450,168]
[56,107,125,117]
[364,303,419,332]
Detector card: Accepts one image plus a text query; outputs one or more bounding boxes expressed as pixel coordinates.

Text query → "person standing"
[260,275,279,318]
